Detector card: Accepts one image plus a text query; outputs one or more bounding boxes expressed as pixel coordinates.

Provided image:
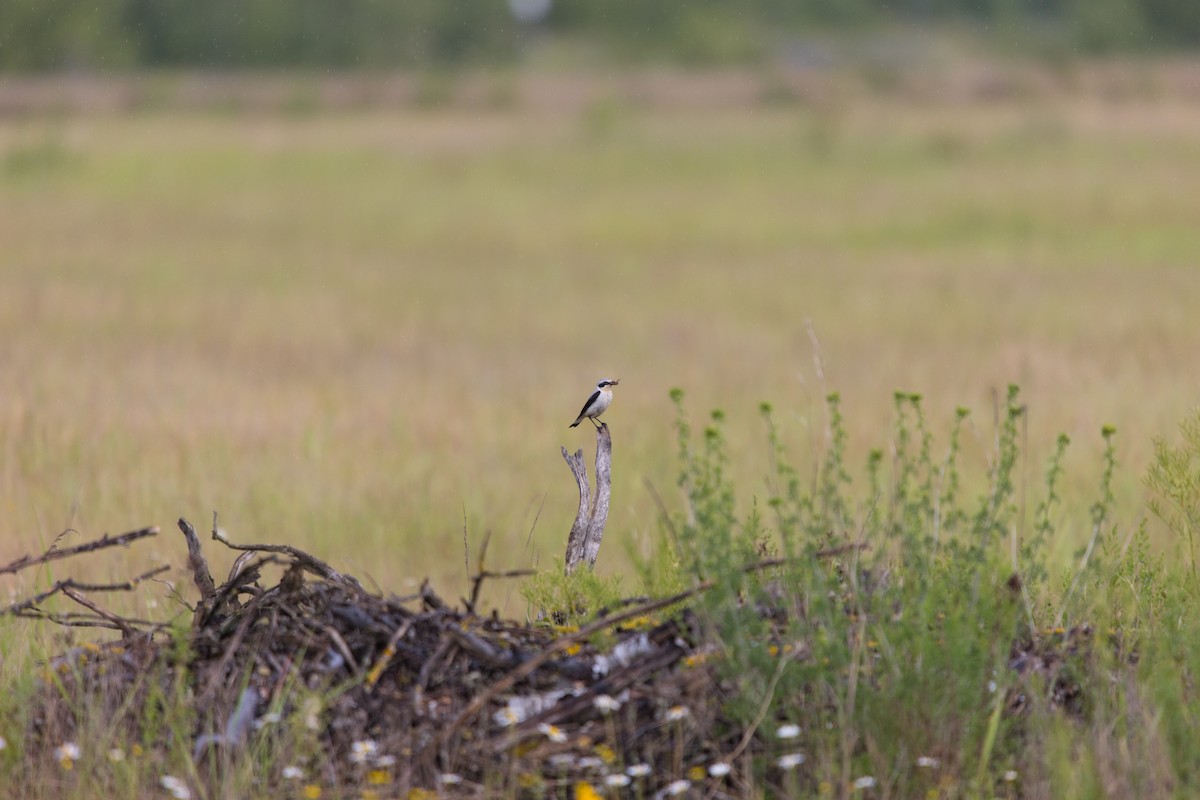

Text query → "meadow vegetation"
[2,63,1200,797]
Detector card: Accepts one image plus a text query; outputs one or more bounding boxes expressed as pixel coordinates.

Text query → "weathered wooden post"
[562,422,612,574]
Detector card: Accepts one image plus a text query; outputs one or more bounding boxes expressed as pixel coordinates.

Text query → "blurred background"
[2,1,1199,611]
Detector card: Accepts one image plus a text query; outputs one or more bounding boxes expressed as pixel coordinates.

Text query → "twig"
[1,565,170,617]
[0,526,159,576]
[415,634,453,716]
[464,532,492,613]
[324,624,360,676]
[198,514,362,590]
[62,586,135,638]
[366,618,416,689]
[12,614,128,631]
[200,555,281,627]
[467,567,535,615]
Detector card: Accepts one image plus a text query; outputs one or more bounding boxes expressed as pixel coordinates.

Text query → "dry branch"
[0,526,159,576]
[2,565,170,620]
[203,513,361,589]
[61,586,136,638]
[177,517,217,601]
[562,421,613,574]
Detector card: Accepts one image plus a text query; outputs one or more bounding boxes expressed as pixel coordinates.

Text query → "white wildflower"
[160,775,191,800]
[664,705,689,722]
[916,756,940,768]
[1004,770,1018,782]
[577,756,605,770]
[708,762,732,777]
[55,742,81,763]
[0,736,7,751]
[374,754,396,768]
[593,694,622,714]
[493,707,519,727]
[605,774,632,787]
[661,779,691,796]
[776,723,801,739]
[282,765,305,780]
[853,776,876,790]
[626,763,652,777]
[537,722,568,743]
[349,739,378,764]
[776,752,806,770]
[438,773,463,785]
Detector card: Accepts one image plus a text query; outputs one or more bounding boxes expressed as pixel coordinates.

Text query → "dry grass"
[1,64,1200,614]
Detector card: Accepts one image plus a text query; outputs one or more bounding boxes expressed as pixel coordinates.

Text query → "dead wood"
[0,526,158,576]
[205,512,362,589]
[562,421,613,574]
[2,564,169,623]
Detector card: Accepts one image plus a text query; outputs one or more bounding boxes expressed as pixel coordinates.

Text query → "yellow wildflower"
[574,781,602,800]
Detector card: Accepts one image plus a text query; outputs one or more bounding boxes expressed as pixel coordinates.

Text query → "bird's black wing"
[570,389,602,427]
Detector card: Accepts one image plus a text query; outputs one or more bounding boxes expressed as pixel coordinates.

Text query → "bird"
[570,378,620,429]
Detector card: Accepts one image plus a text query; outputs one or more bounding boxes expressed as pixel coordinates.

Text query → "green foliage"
[1147,407,1200,586]
[521,562,630,630]
[0,0,1197,72]
[658,385,1200,795]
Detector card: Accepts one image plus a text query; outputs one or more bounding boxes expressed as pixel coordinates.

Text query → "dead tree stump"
[561,422,612,575]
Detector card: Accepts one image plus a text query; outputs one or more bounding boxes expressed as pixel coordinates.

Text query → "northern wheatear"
[570,378,620,429]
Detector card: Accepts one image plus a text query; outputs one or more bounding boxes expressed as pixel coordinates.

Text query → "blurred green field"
[2,66,1200,614]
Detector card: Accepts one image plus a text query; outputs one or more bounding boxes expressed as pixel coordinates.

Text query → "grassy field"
[2,64,1200,607]
[3,63,1200,799]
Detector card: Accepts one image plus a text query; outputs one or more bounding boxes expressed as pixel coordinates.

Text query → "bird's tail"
[569,419,581,428]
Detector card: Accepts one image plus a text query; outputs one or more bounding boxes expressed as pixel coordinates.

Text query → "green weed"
[653,385,1200,797]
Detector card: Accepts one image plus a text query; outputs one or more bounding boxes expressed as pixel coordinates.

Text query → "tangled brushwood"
[6,518,744,797]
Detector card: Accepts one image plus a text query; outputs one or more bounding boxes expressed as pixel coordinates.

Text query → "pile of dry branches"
[3,518,742,797]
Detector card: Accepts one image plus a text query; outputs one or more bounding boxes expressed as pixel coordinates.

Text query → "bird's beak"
[611,379,620,386]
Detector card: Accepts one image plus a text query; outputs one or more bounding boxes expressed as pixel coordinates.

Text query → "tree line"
[1,0,1195,72]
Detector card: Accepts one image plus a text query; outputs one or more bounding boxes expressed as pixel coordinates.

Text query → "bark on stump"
[562,422,612,575]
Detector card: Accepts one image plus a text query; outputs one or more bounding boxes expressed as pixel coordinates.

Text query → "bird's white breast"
[591,388,613,415]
